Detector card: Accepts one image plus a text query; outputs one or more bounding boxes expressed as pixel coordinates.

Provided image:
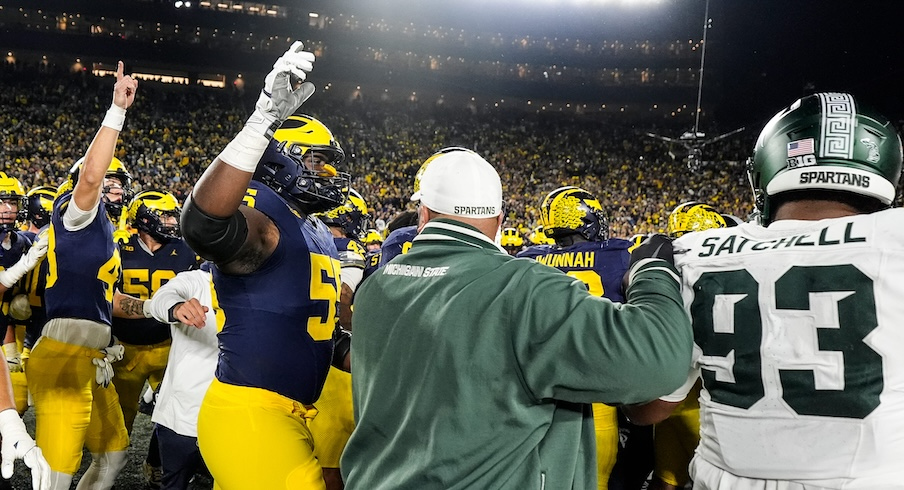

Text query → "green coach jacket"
[342,219,692,490]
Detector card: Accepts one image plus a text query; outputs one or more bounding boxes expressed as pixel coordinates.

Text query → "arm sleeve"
[146,270,211,323]
[659,364,701,402]
[63,199,99,231]
[340,266,364,293]
[514,259,693,406]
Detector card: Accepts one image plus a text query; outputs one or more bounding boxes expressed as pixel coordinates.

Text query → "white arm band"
[63,199,99,231]
[216,125,271,173]
[101,104,127,131]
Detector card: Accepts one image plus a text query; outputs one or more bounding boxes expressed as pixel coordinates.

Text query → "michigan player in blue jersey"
[517,185,631,490]
[376,215,417,267]
[182,42,350,490]
[311,188,369,489]
[114,190,199,435]
[363,229,383,253]
[113,190,198,487]
[315,187,369,329]
[0,173,51,488]
[20,186,57,353]
[0,173,41,417]
[27,61,151,490]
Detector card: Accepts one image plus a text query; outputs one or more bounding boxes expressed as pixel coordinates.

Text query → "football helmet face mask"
[748,92,903,224]
[256,114,350,214]
[316,189,371,240]
[62,157,134,220]
[128,190,182,243]
[26,186,57,229]
[667,201,727,238]
[0,172,27,232]
[539,186,609,242]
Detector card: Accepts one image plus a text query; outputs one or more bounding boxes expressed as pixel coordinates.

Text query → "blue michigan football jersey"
[378,225,417,267]
[45,192,119,326]
[212,181,341,405]
[517,238,632,303]
[113,235,199,345]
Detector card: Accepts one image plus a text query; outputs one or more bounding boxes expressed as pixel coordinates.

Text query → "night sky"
[708,1,903,126]
[334,0,903,126]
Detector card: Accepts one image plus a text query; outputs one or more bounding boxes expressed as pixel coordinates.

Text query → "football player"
[628,92,904,488]
[376,211,418,267]
[27,61,148,490]
[529,224,555,246]
[113,190,198,434]
[517,186,632,490]
[12,186,58,418]
[363,229,383,253]
[315,188,369,329]
[25,186,57,234]
[363,211,417,282]
[112,190,199,488]
[182,42,349,490]
[0,174,44,417]
[645,201,730,490]
[500,227,524,256]
[311,188,369,489]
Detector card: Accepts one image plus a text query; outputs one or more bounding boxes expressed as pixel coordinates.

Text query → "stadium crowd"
[0,63,755,240]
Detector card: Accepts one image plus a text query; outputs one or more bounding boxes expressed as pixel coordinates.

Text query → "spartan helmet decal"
[748,92,903,224]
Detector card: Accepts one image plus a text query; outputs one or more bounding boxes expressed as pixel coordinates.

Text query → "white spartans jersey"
[673,208,904,488]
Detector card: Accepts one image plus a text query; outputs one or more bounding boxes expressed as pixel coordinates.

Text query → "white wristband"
[217,125,271,173]
[101,104,127,131]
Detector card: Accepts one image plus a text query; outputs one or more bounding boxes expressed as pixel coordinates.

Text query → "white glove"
[0,234,48,289]
[2,343,21,374]
[0,409,50,490]
[92,344,125,388]
[245,41,316,138]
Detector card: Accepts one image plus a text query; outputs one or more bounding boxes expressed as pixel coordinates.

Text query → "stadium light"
[174,0,183,7]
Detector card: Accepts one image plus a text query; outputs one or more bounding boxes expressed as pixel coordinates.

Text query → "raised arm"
[73,61,137,213]
[181,42,315,270]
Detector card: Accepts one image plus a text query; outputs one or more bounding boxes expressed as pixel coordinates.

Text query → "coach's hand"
[623,234,675,291]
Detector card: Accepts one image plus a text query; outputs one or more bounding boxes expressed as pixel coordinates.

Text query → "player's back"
[674,209,904,487]
[517,238,631,303]
[378,225,417,266]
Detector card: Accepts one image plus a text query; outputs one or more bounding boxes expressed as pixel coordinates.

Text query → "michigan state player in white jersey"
[629,92,904,489]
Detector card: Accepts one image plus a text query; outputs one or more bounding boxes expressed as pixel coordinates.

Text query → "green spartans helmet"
[747,92,903,224]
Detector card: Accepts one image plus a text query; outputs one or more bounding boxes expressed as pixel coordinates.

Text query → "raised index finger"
[115,60,124,81]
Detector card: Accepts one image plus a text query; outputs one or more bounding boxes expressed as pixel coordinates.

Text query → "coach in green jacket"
[341,147,692,490]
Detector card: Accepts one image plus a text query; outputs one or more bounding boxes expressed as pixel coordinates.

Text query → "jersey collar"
[414,218,506,254]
